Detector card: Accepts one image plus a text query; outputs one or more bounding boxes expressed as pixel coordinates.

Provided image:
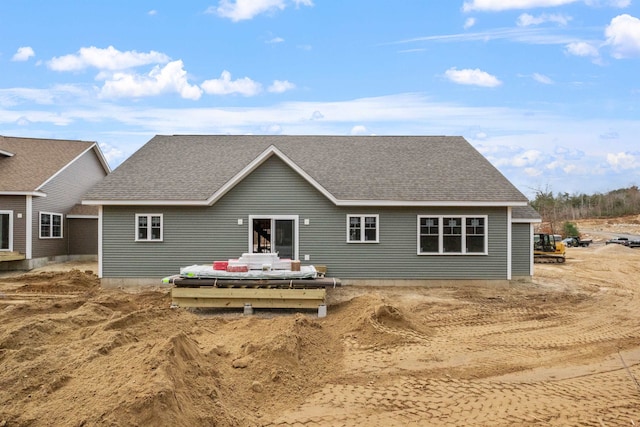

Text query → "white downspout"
[507,207,512,281]
[26,195,32,259]
[98,205,103,278]
[530,223,535,277]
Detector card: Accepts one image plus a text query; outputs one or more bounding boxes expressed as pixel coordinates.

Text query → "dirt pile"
[1,239,640,426]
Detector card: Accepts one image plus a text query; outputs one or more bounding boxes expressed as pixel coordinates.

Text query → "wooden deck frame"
[0,252,26,262]
[170,287,326,310]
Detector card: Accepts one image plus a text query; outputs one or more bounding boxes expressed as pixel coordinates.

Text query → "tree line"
[530,186,640,234]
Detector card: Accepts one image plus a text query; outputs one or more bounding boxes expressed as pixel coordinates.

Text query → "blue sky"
[1,0,639,199]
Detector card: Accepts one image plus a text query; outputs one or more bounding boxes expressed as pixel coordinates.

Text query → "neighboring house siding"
[511,223,532,277]
[32,150,107,258]
[0,196,27,253]
[68,218,98,255]
[102,156,510,279]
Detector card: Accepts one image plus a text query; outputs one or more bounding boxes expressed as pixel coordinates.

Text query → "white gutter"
[0,191,47,197]
[83,199,530,207]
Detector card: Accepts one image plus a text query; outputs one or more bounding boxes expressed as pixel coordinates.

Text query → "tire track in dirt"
[266,250,640,426]
[266,366,640,426]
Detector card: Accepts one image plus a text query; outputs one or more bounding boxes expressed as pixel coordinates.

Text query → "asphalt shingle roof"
[512,205,541,220]
[84,135,529,204]
[0,135,96,192]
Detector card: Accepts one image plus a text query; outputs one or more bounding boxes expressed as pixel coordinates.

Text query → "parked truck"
[565,236,593,247]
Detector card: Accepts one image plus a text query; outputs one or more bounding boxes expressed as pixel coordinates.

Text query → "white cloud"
[16,116,31,126]
[12,46,35,62]
[201,70,262,96]
[607,152,638,170]
[546,159,563,170]
[609,0,631,6]
[48,46,170,72]
[464,17,477,29]
[565,41,600,56]
[524,167,543,177]
[266,37,285,44]
[532,72,554,84]
[0,85,93,107]
[587,0,631,6]
[605,14,640,58]
[492,149,544,167]
[600,130,620,139]
[444,67,502,87]
[268,80,295,93]
[99,142,124,165]
[517,13,572,26]
[466,0,628,12]
[554,146,585,160]
[515,150,544,166]
[350,125,368,135]
[148,10,158,16]
[210,0,313,22]
[463,0,578,12]
[3,90,638,198]
[99,60,202,100]
[265,124,283,134]
[310,110,324,120]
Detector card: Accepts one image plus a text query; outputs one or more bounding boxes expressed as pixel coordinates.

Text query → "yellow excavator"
[534,233,566,263]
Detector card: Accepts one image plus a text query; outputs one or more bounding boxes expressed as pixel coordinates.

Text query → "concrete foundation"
[101,276,531,289]
[340,278,518,289]
[0,254,97,272]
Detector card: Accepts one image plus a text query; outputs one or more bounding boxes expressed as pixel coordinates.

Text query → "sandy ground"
[1,222,640,426]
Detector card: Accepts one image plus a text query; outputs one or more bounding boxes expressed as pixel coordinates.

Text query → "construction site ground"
[1,216,640,426]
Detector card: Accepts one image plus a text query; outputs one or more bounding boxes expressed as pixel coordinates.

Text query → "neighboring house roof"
[67,204,99,218]
[512,205,542,223]
[0,135,110,195]
[83,135,529,207]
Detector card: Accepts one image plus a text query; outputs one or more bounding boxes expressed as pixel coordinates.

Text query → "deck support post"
[243,303,254,315]
[318,304,327,318]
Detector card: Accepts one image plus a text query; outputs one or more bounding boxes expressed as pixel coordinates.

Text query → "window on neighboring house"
[347,214,379,243]
[40,212,63,238]
[418,215,487,254]
[136,214,163,241]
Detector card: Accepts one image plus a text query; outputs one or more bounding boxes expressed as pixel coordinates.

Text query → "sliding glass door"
[250,216,297,260]
[0,211,12,251]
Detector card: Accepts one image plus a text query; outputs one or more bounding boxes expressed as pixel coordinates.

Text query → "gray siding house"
[0,136,110,270]
[83,135,540,286]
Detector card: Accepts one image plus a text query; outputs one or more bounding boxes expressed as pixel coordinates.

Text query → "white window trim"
[0,210,13,251]
[135,213,163,242]
[247,215,299,260]
[39,211,63,239]
[346,214,380,244]
[417,215,488,255]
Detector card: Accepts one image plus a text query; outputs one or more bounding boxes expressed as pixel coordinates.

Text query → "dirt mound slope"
[1,243,640,426]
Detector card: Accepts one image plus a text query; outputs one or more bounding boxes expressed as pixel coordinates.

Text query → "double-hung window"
[418,215,487,254]
[347,214,379,243]
[40,212,63,238]
[136,214,163,242]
